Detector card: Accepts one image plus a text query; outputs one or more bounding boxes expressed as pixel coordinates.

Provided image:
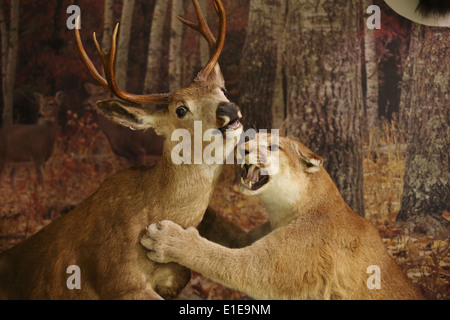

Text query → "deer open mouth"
[240,164,270,191]
[219,119,241,133]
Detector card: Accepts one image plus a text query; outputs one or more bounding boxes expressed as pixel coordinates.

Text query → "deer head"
[75,0,242,162]
[34,91,63,123]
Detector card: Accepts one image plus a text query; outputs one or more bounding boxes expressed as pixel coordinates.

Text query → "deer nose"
[217,102,241,122]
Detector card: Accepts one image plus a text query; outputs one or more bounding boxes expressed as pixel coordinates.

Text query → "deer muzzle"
[217,102,242,132]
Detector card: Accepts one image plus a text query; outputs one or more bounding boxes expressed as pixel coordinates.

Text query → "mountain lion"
[141,133,423,299]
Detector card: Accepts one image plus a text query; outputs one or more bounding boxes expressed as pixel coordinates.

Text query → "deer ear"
[34,92,44,104]
[97,100,168,133]
[84,83,97,94]
[207,64,225,89]
[55,91,64,105]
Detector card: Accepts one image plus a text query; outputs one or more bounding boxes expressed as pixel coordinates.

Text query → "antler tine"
[177,0,216,52]
[75,20,171,105]
[179,0,226,81]
[75,17,108,90]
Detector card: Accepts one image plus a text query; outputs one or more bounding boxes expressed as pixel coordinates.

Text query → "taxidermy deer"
[83,83,163,166]
[0,92,62,184]
[141,134,424,300]
[0,0,242,300]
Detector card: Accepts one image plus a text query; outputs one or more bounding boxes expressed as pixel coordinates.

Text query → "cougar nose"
[217,102,241,123]
[237,145,249,159]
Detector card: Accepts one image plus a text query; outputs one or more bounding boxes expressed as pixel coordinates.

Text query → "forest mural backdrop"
[0,0,448,299]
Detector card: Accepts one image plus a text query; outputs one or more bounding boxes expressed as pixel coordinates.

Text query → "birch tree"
[169,0,185,92]
[198,0,209,66]
[102,0,114,53]
[364,0,379,128]
[0,0,19,126]
[115,0,135,90]
[144,0,169,94]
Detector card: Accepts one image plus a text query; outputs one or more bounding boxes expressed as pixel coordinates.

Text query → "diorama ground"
[0,114,448,300]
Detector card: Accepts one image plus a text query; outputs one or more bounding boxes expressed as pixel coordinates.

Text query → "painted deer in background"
[0,0,242,299]
[0,92,62,184]
[83,83,163,166]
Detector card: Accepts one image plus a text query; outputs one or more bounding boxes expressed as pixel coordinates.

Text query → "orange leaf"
[443,211,450,221]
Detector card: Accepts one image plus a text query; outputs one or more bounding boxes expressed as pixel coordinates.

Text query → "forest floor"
[0,114,448,300]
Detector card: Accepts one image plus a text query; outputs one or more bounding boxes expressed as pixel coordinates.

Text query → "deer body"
[0,148,221,299]
[0,92,62,183]
[0,85,241,300]
[0,0,242,299]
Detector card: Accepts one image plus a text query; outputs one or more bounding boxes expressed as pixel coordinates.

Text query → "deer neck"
[148,142,224,227]
[160,138,225,181]
[38,117,56,126]
[37,118,58,139]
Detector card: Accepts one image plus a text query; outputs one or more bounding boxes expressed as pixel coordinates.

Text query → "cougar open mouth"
[240,164,270,191]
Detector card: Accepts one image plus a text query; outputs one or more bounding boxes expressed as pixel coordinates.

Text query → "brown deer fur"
[0,92,62,183]
[0,81,242,300]
[0,0,242,300]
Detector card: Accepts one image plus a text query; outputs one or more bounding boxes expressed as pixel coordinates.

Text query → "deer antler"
[178,0,226,81]
[75,18,171,105]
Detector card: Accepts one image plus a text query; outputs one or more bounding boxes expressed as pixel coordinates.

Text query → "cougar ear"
[289,139,323,173]
[301,152,323,173]
[97,100,168,135]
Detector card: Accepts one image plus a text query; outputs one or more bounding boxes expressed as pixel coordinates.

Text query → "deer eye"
[176,106,189,118]
[268,145,280,152]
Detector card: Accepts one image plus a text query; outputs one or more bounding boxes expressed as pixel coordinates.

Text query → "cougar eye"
[268,145,280,152]
[176,106,189,118]
[220,87,227,96]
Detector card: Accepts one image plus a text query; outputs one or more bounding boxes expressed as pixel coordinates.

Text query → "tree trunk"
[399,32,414,131]
[364,0,379,129]
[102,0,114,53]
[198,0,209,67]
[115,0,135,90]
[397,24,449,237]
[283,0,365,216]
[0,0,8,125]
[1,0,19,126]
[144,0,169,94]
[238,0,287,130]
[168,0,184,92]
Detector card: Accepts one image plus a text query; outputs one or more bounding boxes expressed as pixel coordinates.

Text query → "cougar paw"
[140,220,192,264]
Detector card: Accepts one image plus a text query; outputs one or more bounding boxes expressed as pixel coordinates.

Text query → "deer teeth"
[249,181,253,189]
[241,177,245,185]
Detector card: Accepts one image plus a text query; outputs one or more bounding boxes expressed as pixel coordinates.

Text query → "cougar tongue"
[241,164,257,189]
[246,165,260,185]
[240,164,269,190]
